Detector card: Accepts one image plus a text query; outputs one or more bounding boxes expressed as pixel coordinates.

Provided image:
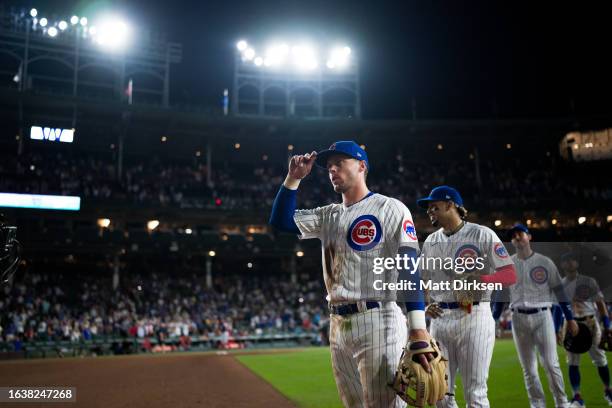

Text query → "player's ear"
[358,160,367,175]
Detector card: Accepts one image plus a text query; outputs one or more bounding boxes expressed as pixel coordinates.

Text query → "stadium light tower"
[232,38,361,119]
[0,7,182,107]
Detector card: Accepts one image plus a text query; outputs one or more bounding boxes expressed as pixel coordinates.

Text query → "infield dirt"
[0,352,296,408]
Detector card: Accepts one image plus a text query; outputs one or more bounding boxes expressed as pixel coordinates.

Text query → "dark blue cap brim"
[417,197,448,209]
[508,226,529,238]
[316,149,363,169]
[561,253,579,262]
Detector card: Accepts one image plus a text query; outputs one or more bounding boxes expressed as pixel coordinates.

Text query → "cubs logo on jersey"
[529,266,548,284]
[402,219,417,241]
[454,244,482,274]
[494,242,509,258]
[347,215,382,251]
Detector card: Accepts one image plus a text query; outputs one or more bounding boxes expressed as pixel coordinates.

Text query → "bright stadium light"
[326,45,351,70]
[80,17,88,26]
[208,250,216,257]
[292,45,318,70]
[236,40,248,51]
[97,218,111,228]
[578,216,586,225]
[58,20,68,31]
[47,26,58,37]
[88,26,97,36]
[95,17,131,51]
[30,8,38,17]
[254,56,263,66]
[39,17,48,27]
[243,48,255,60]
[71,15,79,25]
[147,220,160,231]
[264,43,289,67]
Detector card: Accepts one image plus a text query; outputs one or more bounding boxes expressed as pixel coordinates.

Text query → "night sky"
[7,0,612,119]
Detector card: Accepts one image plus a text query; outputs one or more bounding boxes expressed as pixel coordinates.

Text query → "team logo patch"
[454,244,482,273]
[402,219,417,241]
[347,215,382,251]
[494,243,509,258]
[529,266,548,284]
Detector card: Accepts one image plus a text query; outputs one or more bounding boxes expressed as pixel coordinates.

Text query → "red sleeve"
[480,264,516,287]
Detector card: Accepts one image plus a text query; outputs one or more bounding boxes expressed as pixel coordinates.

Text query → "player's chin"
[332,184,346,193]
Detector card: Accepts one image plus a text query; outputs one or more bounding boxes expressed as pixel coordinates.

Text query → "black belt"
[512,307,548,315]
[576,315,595,322]
[440,301,480,309]
[329,301,380,316]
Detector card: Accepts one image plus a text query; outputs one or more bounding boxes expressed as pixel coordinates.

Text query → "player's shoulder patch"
[402,219,417,241]
[346,214,382,251]
[493,242,509,259]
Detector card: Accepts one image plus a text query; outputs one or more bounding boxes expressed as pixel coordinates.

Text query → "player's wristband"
[407,310,427,330]
[602,315,610,330]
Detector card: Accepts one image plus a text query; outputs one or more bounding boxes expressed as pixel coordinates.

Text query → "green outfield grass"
[237,339,612,407]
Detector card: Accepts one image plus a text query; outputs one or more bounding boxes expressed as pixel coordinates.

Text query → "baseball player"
[269,141,433,407]
[417,185,517,408]
[558,252,612,407]
[492,224,578,408]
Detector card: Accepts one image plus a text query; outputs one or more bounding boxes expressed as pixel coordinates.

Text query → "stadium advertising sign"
[0,193,81,211]
[30,126,75,143]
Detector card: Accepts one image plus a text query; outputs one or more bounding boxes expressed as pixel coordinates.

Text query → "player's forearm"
[597,300,611,329]
[551,305,564,333]
[283,174,301,190]
[480,264,517,286]
[269,184,300,233]
[398,246,426,329]
[491,301,506,321]
[552,284,575,321]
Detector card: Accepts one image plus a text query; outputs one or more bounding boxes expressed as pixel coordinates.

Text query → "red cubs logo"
[352,220,376,244]
[529,266,548,284]
[347,215,382,251]
[403,219,417,241]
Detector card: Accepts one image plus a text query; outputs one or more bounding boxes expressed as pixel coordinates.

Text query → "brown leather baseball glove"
[392,338,448,407]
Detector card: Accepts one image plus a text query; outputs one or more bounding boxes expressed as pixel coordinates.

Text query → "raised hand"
[288,151,318,180]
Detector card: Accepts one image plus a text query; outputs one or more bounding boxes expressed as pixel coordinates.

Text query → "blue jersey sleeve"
[269,185,300,234]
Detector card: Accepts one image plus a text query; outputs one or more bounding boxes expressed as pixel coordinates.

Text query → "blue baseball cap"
[508,224,530,238]
[560,252,579,263]
[316,141,369,169]
[417,185,463,209]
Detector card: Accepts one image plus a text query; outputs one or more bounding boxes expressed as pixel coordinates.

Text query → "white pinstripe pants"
[329,302,407,408]
[511,310,569,408]
[430,303,495,408]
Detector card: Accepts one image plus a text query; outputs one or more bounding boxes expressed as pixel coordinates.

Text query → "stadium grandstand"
[1,3,611,360]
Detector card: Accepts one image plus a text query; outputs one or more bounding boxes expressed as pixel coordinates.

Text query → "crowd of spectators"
[0,265,327,350]
[0,149,610,212]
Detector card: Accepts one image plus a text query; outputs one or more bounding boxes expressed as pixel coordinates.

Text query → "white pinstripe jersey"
[421,222,514,302]
[293,193,419,304]
[562,273,604,317]
[509,252,563,309]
